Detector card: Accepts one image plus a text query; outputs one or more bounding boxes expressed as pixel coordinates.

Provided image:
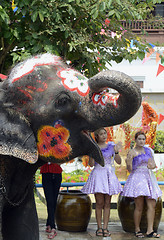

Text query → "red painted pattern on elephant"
[17,81,47,101]
[37,125,72,159]
[57,69,90,97]
[10,54,62,83]
[92,89,119,107]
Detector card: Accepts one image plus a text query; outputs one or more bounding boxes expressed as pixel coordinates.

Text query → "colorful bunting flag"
[156,53,161,64]
[12,0,18,12]
[142,56,150,64]
[146,47,155,58]
[156,64,164,77]
[158,114,164,125]
[148,43,155,48]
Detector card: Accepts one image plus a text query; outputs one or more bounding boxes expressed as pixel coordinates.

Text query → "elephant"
[0,53,142,239]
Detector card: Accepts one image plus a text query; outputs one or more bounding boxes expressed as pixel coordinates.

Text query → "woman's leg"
[134,196,144,233]
[103,194,112,237]
[52,173,62,228]
[42,173,55,229]
[94,193,104,234]
[145,198,156,234]
[103,194,111,230]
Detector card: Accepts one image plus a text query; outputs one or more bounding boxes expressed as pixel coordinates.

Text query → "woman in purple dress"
[81,127,122,237]
[122,131,162,238]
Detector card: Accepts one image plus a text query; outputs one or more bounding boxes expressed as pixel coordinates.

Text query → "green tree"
[0,0,163,76]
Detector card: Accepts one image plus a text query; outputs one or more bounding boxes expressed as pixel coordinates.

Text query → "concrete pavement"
[39,221,164,240]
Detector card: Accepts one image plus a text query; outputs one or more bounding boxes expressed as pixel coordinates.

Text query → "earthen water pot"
[55,190,92,232]
[117,193,163,233]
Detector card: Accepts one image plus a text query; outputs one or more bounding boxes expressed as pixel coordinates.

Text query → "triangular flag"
[156,53,161,64]
[146,48,155,58]
[156,64,164,77]
[158,114,164,125]
[12,0,18,12]
[148,43,155,48]
[142,56,150,64]
[0,74,7,80]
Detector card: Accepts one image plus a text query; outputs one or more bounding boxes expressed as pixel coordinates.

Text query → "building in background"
[107,2,164,131]
[107,47,164,131]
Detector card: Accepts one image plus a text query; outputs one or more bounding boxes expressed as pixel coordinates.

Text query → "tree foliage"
[0,0,163,76]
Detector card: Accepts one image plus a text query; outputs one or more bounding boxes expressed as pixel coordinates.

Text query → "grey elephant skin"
[0,53,142,240]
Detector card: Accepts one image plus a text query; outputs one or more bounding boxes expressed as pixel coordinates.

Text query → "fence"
[35,181,164,209]
[121,20,164,31]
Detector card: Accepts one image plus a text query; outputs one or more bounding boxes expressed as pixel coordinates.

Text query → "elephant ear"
[0,107,38,163]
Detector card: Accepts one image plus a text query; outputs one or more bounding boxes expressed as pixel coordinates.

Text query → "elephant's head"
[0,53,142,166]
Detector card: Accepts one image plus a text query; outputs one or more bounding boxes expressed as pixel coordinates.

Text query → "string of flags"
[9,5,164,77]
[142,43,164,77]
[12,0,18,12]
[101,19,164,77]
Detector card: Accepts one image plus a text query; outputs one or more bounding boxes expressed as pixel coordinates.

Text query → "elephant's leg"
[0,195,4,240]
[2,191,39,240]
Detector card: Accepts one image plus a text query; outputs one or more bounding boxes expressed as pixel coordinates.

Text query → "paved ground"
[39,221,164,240]
[37,187,164,239]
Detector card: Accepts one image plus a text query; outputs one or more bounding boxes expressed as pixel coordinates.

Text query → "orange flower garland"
[141,102,158,148]
[145,121,158,148]
[120,123,132,150]
[142,102,158,127]
[106,127,114,142]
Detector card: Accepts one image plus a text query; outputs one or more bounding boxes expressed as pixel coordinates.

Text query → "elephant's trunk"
[88,70,142,128]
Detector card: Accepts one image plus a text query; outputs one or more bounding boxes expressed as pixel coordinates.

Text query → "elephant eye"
[55,94,71,108]
[58,98,68,106]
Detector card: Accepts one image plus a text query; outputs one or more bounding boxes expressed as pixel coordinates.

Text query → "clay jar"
[55,190,92,232]
[117,193,163,233]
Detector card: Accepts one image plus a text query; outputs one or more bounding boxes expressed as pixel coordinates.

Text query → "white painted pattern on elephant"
[57,68,90,96]
[92,89,119,107]
[8,53,62,84]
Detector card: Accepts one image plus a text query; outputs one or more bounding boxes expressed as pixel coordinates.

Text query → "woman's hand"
[147,157,156,169]
[126,150,134,172]
[114,141,122,153]
[89,157,95,167]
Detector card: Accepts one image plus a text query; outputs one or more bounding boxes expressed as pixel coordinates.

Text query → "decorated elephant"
[0,53,142,239]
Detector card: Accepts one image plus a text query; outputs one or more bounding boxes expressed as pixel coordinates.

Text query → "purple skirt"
[81,164,123,195]
[122,166,162,200]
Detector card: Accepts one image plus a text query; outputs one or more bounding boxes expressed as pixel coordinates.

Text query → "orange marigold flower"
[37,125,72,159]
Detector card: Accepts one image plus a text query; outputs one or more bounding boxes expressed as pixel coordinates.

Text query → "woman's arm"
[147,152,156,169]
[114,142,122,165]
[88,157,95,167]
[126,150,134,172]
[114,153,122,165]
